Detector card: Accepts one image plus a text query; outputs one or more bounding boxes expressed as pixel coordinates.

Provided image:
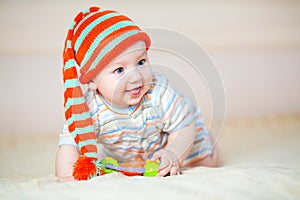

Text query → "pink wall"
[0,0,299,135]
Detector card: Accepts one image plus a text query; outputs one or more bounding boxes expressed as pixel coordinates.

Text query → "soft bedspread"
[0,116,299,200]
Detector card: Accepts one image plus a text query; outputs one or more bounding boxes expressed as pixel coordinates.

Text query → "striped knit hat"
[62,6,151,180]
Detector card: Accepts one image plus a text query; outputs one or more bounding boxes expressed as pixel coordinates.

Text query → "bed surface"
[0,116,299,200]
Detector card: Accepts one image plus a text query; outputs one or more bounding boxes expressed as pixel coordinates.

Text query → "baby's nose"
[128,67,143,83]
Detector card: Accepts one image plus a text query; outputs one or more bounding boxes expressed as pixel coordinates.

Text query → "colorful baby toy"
[73,155,160,180]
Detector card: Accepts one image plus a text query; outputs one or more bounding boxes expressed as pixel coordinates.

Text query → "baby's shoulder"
[149,73,167,96]
[151,73,170,92]
[147,73,176,104]
[152,73,168,85]
[84,89,103,114]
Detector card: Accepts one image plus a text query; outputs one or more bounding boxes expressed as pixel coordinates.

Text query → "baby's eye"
[113,67,124,74]
[138,59,146,66]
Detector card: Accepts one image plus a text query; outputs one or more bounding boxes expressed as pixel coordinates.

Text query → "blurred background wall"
[0,0,299,135]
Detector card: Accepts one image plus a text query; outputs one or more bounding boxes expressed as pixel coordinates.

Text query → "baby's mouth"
[126,86,142,97]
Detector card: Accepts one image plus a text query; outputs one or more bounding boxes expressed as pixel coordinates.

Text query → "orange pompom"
[73,155,98,180]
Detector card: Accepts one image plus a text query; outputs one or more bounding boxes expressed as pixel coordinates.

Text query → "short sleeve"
[154,75,198,133]
[58,124,77,147]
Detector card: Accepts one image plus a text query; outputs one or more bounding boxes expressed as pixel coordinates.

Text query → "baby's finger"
[157,160,168,171]
[157,156,170,171]
[157,166,171,177]
[169,164,179,176]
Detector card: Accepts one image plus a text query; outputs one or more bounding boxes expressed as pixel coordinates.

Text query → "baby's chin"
[109,96,142,108]
[127,94,147,107]
[126,96,143,107]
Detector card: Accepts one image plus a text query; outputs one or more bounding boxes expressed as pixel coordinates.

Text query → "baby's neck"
[98,93,140,115]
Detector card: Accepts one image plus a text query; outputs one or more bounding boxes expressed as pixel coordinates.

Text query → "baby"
[55,6,219,181]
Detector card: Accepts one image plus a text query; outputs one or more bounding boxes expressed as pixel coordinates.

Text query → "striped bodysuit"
[59,74,213,165]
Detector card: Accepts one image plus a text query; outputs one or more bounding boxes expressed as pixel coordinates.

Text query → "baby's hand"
[151,149,180,176]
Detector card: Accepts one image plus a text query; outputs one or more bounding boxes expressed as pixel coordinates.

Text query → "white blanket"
[0,116,299,200]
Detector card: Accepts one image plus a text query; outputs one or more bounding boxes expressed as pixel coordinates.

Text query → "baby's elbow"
[195,146,220,168]
[209,146,220,167]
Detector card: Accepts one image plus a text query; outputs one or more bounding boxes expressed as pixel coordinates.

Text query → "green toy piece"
[99,157,160,176]
[100,157,119,174]
[143,160,160,177]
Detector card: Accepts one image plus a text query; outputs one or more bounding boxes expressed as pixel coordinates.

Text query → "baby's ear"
[88,81,98,90]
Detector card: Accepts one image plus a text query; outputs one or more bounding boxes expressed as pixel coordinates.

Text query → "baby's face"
[91,41,153,108]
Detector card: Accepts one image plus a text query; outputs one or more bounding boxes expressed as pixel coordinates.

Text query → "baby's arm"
[55,145,80,181]
[151,122,196,176]
[187,141,219,168]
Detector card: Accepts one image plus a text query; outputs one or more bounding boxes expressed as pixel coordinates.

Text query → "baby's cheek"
[143,70,153,84]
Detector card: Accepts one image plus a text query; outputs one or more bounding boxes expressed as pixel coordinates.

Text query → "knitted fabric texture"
[62,6,151,164]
